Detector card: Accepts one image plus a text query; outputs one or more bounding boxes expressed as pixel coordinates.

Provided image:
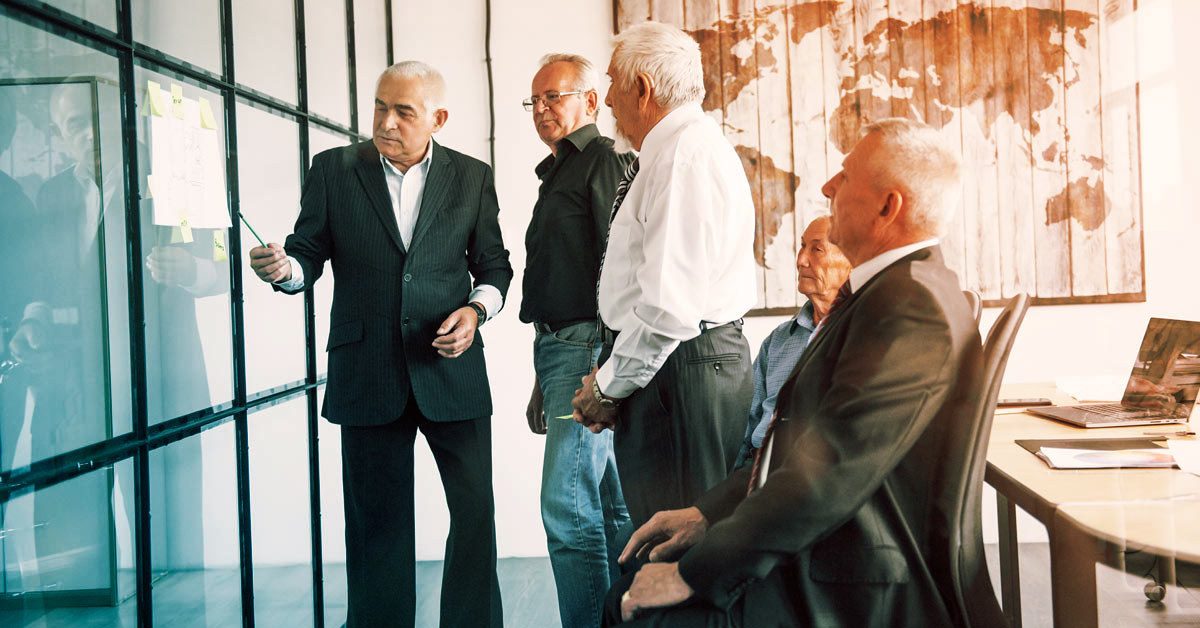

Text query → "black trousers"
[340,396,502,628]
[602,570,742,627]
[612,323,753,528]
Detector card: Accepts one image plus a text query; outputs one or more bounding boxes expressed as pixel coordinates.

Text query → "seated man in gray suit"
[604,118,983,628]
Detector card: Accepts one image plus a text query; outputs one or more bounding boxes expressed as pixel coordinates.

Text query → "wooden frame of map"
[614,0,1146,314]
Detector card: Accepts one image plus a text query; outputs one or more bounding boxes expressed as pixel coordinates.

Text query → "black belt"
[532,319,593,334]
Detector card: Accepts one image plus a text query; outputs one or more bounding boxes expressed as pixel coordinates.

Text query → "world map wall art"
[616,0,1145,312]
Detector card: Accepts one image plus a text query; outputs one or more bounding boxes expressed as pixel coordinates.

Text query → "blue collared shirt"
[734,300,817,468]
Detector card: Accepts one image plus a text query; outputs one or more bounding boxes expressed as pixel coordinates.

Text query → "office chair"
[963,289,983,326]
[941,292,1029,628]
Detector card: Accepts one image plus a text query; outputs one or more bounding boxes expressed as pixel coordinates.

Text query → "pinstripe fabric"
[281,139,513,425]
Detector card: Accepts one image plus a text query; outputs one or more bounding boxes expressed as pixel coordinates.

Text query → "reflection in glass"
[0,459,136,625]
[1122,318,1200,418]
[150,419,240,625]
[232,0,297,103]
[0,18,132,472]
[134,69,234,424]
[248,396,313,625]
[40,0,117,32]
[239,104,305,396]
[132,0,221,73]
[304,0,351,125]
[354,0,388,131]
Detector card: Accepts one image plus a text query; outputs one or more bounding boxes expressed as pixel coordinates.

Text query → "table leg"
[996,491,1022,628]
[1050,510,1101,628]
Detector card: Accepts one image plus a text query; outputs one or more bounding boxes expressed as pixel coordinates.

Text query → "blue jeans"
[534,322,630,628]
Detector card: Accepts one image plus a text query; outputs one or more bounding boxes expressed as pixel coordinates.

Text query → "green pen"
[238,210,266,248]
[554,414,575,420]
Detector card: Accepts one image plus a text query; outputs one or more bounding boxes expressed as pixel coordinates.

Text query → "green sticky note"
[145,174,156,199]
[178,211,193,243]
[213,231,227,261]
[146,80,165,116]
[170,227,183,243]
[170,84,185,119]
[198,97,217,130]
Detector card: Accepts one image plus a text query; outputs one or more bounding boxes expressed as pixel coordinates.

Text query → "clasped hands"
[570,367,620,433]
[616,506,709,622]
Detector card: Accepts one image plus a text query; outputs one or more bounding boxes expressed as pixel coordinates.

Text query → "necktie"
[595,157,639,322]
[746,281,853,495]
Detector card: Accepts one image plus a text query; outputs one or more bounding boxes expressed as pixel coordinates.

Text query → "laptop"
[1030,318,1200,428]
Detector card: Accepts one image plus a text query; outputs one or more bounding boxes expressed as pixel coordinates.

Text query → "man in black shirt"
[521,53,634,628]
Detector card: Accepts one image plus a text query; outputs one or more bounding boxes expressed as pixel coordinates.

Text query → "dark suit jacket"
[281,140,512,425]
[677,246,983,627]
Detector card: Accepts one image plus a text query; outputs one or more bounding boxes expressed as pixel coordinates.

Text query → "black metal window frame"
[0,0,394,625]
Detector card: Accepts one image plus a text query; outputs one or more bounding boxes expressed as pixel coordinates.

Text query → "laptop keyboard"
[1082,403,1154,419]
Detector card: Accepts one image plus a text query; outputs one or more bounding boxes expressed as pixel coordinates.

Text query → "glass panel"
[132,0,222,74]
[134,67,234,424]
[232,0,297,103]
[40,0,117,32]
[239,103,305,396]
[304,0,350,126]
[150,420,241,624]
[307,127,353,378]
[248,395,313,625]
[353,0,388,131]
[316,385,346,626]
[0,17,133,471]
[0,459,136,625]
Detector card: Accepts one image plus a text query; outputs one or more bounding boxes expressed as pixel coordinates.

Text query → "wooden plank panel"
[756,1,799,308]
[651,0,686,28]
[957,0,1003,299]
[923,0,967,283]
[618,0,651,32]
[823,0,860,169]
[788,0,833,249]
[889,0,927,123]
[991,0,1038,298]
[1098,0,1143,295]
[1061,0,1106,296]
[685,0,724,129]
[1026,0,1071,298]
[854,0,892,125]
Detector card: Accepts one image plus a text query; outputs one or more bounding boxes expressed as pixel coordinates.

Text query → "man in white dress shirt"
[571,21,758,529]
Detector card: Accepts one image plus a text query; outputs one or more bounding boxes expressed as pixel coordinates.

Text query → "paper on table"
[1167,440,1200,477]
[1055,375,1129,402]
[1036,446,1177,469]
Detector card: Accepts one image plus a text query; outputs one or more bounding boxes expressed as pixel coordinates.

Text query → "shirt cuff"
[273,256,305,292]
[595,361,638,399]
[468,284,503,322]
[183,256,220,296]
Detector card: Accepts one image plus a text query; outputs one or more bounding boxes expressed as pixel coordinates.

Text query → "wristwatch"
[593,379,619,410]
[467,302,486,327]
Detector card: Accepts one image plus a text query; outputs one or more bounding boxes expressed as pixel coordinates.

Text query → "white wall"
[381,0,1200,560]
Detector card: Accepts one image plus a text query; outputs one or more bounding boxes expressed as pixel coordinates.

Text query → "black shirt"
[519,124,635,325]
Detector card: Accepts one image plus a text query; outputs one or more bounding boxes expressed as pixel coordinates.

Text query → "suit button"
[403,273,412,282]
[403,317,410,325]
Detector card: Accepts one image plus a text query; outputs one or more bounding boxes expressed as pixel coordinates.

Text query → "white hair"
[378,60,446,112]
[861,118,963,236]
[611,21,704,110]
[538,53,600,93]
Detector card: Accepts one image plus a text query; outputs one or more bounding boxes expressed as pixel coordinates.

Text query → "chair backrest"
[944,292,1029,627]
[963,289,983,326]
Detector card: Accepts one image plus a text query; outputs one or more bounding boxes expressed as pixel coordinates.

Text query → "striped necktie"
[595,157,639,322]
[746,281,853,495]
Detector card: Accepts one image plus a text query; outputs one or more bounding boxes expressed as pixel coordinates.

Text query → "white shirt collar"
[379,139,434,176]
[848,238,940,293]
[639,102,705,159]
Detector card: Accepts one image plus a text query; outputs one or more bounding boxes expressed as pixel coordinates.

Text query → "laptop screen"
[1120,318,1200,419]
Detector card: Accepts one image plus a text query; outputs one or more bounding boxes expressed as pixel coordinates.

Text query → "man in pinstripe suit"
[249,61,512,628]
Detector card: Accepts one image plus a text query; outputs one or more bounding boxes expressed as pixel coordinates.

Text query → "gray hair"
[611,21,704,110]
[861,118,963,237]
[378,60,446,112]
[538,53,600,93]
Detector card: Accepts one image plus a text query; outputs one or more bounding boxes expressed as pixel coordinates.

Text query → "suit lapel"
[353,142,406,254]
[407,139,454,253]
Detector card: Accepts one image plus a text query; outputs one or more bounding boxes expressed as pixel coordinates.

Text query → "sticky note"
[170,84,185,119]
[170,227,183,243]
[146,80,165,116]
[145,174,156,199]
[198,97,217,130]
[178,211,194,243]
[213,231,227,261]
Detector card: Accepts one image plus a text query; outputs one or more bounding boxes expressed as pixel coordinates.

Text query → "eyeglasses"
[522,91,585,111]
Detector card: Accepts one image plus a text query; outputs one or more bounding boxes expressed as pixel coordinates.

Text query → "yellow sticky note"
[213,231,228,261]
[145,174,156,199]
[198,97,217,130]
[178,211,194,243]
[170,84,185,119]
[170,227,183,243]
[146,80,165,116]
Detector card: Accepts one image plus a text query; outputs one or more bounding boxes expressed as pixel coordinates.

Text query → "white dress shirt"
[596,103,757,398]
[276,141,503,319]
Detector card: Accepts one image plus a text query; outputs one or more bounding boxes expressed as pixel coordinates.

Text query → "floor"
[1,545,1196,627]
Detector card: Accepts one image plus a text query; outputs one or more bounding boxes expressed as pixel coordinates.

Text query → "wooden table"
[984,383,1200,627]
